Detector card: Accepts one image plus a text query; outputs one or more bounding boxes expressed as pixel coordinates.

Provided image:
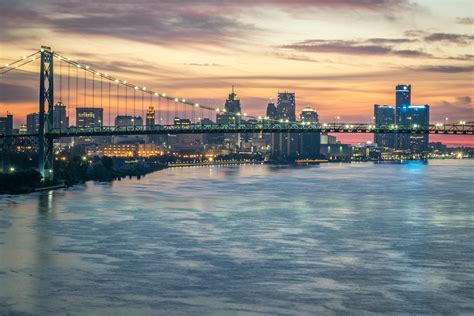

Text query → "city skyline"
[1,3,473,315]
[0,0,473,147]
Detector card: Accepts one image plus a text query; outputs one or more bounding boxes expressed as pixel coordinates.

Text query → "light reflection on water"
[0,160,473,315]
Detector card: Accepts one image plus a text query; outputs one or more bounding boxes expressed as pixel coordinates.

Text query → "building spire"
[232,85,234,94]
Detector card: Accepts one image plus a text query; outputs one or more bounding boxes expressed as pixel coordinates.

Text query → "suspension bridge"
[1,46,472,180]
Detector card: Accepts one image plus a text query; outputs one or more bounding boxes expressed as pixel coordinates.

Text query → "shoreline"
[1,158,471,195]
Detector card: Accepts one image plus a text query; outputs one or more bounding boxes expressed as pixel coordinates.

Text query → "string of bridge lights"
[2,49,327,127]
[51,51,312,125]
[52,51,263,121]
[0,51,41,75]
[1,49,301,125]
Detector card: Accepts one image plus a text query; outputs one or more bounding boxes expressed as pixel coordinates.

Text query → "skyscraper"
[266,100,277,119]
[76,107,103,129]
[277,92,296,121]
[299,107,320,158]
[224,86,241,114]
[396,84,411,107]
[395,84,411,149]
[26,113,40,133]
[397,105,430,152]
[217,86,242,124]
[374,104,396,148]
[394,85,430,152]
[0,113,13,135]
[271,92,297,160]
[53,101,69,129]
[300,106,319,122]
[216,87,241,149]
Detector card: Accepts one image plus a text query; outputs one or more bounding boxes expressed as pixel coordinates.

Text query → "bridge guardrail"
[1,123,472,138]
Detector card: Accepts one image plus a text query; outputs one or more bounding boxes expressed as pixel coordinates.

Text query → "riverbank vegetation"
[0,152,167,194]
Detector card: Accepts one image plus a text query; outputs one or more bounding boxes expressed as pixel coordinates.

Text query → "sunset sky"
[0,0,473,145]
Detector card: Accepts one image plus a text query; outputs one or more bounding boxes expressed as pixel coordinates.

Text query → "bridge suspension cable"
[51,51,273,124]
[0,51,40,75]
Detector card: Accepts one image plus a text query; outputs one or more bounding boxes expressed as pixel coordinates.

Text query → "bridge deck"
[1,123,472,138]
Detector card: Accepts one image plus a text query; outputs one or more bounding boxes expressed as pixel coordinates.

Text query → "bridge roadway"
[1,122,473,139]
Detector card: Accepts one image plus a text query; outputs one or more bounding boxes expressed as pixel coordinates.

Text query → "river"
[1,160,473,314]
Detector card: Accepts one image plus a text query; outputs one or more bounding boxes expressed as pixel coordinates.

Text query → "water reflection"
[0,161,473,314]
[38,190,55,213]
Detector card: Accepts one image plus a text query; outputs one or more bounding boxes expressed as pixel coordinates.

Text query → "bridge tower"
[38,46,54,180]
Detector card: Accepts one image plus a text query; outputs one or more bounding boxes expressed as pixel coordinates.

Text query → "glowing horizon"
[0,0,472,145]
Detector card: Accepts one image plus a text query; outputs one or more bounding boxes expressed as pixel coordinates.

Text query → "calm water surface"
[0,160,473,315]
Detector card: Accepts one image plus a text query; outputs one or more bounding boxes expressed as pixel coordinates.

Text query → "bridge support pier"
[38,46,54,181]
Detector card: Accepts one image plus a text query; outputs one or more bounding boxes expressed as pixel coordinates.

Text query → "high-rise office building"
[216,87,241,149]
[264,100,278,146]
[374,104,396,148]
[396,84,411,107]
[299,107,320,158]
[224,86,241,114]
[26,113,40,133]
[266,100,277,119]
[0,113,13,135]
[145,106,165,144]
[395,84,411,149]
[53,101,69,129]
[146,106,155,127]
[272,92,297,160]
[300,106,319,122]
[394,85,429,152]
[277,92,296,121]
[395,84,410,150]
[76,107,103,129]
[397,104,430,152]
[217,86,241,124]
